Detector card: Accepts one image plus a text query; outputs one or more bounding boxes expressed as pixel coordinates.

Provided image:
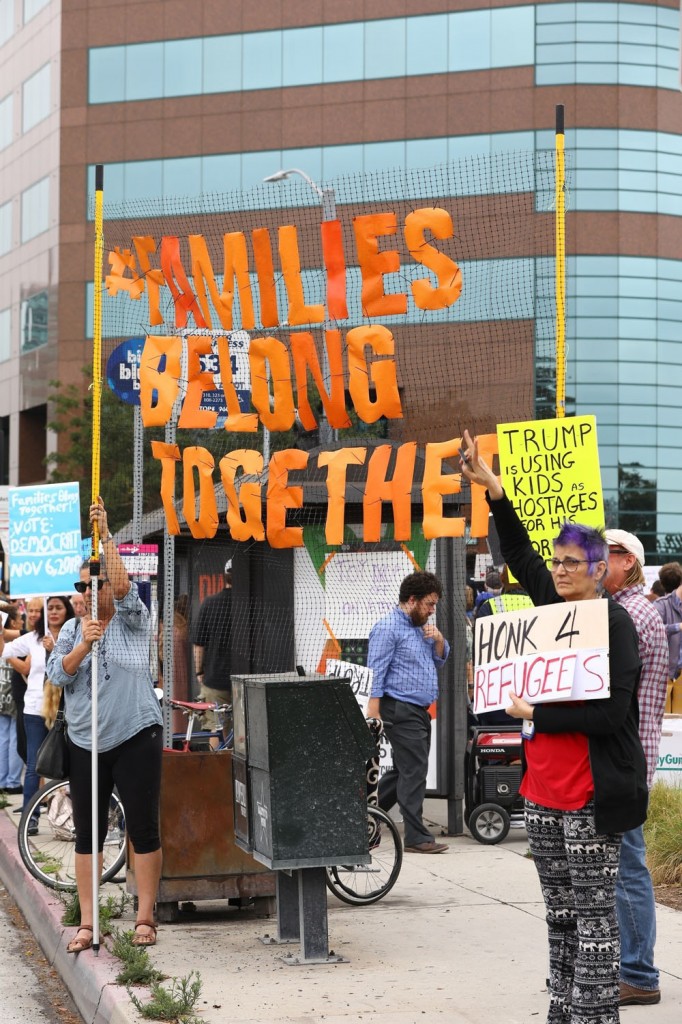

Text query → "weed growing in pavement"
[60,889,131,932]
[109,928,165,986]
[128,971,205,1023]
[0,793,9,809]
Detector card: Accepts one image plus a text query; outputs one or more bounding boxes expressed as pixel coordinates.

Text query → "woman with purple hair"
[461,431,646,1024]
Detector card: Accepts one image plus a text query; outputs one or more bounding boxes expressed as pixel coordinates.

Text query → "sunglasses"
[74,579,110,593]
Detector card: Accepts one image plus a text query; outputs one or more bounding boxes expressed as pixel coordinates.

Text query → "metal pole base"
[279,950,349,966]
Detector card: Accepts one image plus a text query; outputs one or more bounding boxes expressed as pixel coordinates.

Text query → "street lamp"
[263,167,336,221]
[263,167,337,445]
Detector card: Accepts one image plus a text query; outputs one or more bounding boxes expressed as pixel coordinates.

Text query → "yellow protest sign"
[496,415,604,560]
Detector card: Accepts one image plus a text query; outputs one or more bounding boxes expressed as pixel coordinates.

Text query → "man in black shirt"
[192,560,232,736]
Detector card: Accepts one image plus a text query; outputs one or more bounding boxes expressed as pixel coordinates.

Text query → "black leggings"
[68,725,163,855]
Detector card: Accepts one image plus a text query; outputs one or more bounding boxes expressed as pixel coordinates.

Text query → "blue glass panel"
[575,148,618,169]
[537,42,576,63]
[201,154,241,198]
[618,255,658,278]
[163,156,201,200]
[282,149,323,185]
[618,64,656,86]
[575,168,618,189]
[536,2,574,23]
[242,149,282,190]
[406,14,448,76]
[21,177,49,242]
[577,128,619,148]
[580,3,618,22]
[100,163,124,207]
[164,38,202,98]
[243,31,281,91]
[449,10,490,72]
[575,360,617,381]
[537,24,572,43]
[657,67,678,90]
[619,170,657,191]
[577,42,617,61]
[573,190,617,211]
[124,161,162,203]
[618,191,657,213]
[574,317,616,338]
[577,21,617,43]
[365,18,406,80]
[203,35,242,93]
[619,23,655,44]
[89,46,125,104]
[323,22,363,83]
[125,42,163,101]
[322,144,363,180]
[619,42,657,66]
[578,297,618,317]
[363,140,406,173]
[406,137,447,169]
[576,63,618,84]
[283,26,323,86]
[618,149,656,170]
[619,385,657,405]
[491,7,534,66]
[619,361,655,384]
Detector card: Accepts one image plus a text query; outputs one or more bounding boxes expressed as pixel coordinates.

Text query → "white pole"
[90,565,100,953]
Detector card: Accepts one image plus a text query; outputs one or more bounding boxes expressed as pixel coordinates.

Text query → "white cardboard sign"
[473,599,610,714]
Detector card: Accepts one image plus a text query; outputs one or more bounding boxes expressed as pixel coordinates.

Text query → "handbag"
[0,663,16,717]
[36,690,69,780]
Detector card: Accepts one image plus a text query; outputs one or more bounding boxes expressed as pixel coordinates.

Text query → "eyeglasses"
[545,557,595,574]
[74,579,109,593]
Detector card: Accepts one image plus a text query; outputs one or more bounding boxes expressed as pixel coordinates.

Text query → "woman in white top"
[0,596,74,825]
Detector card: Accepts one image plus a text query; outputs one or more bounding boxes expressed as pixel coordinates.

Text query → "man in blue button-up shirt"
[366,571,450,853]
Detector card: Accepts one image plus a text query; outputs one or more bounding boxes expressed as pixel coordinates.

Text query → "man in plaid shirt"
[604,529,669,1008]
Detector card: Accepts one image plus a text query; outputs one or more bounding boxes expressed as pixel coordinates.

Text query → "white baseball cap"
[604,529,645,566]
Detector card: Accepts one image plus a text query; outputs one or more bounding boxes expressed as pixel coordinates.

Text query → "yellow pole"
[555,105,566,419]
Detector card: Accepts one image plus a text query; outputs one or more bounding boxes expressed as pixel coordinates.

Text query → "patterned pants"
[525,800,622,1024]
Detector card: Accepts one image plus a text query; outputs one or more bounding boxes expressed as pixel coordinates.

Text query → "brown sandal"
[67,926,93,954]
[131,920,157,947]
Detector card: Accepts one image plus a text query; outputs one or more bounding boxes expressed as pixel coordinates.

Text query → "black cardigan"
[487,492,648,835]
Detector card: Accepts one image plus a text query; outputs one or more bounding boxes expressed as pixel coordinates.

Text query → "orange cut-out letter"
[105,248,145,301]
[249,336,295,432]
[291,331,351,430]
[182,447,218,539]
[404,208,462,311]
[422,438,464,539]
[252,227,279,328]
[215,336,258,433]
[151,440,181,534]
[363,443,417,543]
[140,336,182,427]
[318,448,367,545]
[353,212,407,317]
[219,449,265,542]
[160,236,207,329]
[468,433,499,538]
[189,234,233,330]
[133,237,164,326]
[222,232,255,331]
[278,225,325,327]
[347,325,403,424]
[320,220,348,320]
[178,336,219,429]
[267,449,309,548]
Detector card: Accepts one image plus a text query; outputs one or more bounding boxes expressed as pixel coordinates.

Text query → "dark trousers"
[377,696,432,847]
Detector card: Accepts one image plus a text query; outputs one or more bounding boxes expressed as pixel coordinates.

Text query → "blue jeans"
[22,714,48,814]
[0,715,23,788]
[616,825,659,991]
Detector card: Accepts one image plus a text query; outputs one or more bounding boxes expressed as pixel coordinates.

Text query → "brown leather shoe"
[404,841,449,854]
[619,982,661,1006]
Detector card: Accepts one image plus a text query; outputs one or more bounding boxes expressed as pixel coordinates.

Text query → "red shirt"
[520,731,593,810]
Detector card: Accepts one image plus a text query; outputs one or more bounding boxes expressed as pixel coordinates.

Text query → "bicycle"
[165,697,233,751]
[17,779,126,892]
[324,717,403,906]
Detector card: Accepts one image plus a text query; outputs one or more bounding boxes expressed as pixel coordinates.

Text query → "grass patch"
[109,928,165,986]
[644,781,682,885]
[128,971,205,1022]
[60,889,131,932]
[0,793,9,809]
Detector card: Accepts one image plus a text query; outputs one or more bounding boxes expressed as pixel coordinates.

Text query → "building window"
[23,0,50,24]
[0,200,12,255]
[0,0,13,47]
[21,176,49,242]
[20,290,48,352]
[0,307,10,361]
[0,94,13,151]
[22,63,51,133]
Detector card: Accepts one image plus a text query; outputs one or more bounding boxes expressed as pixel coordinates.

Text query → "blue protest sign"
[107,337,144,405]
[8,482,83,598]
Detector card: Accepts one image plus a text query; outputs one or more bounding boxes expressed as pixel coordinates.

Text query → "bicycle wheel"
[326,805,402,906]
[17,780,126,891]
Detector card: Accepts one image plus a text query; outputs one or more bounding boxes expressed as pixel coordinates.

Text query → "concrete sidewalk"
[1,795,681,1024]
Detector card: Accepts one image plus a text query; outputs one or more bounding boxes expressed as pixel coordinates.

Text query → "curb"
[0,808,135,1024]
